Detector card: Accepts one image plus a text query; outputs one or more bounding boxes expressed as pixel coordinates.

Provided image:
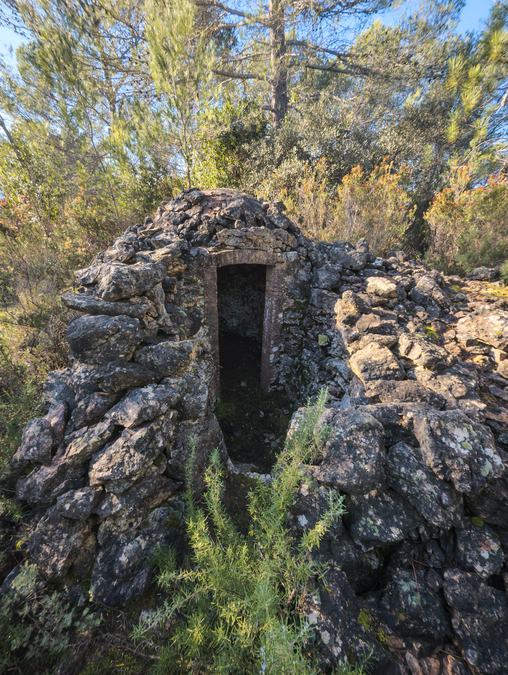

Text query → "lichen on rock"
[4,188,508,673]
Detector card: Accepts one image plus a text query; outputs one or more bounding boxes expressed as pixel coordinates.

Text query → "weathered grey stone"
[304,568,392,671]
[398,332,448,369]
[456,311,508,351]
[90,506,182,606]
[96,261,165,301]
[354,313,398,335]
[378,567,450,641]
[334,290,369,326]
[348,489,420,548]
[444,569,508,674]
[67,314,142,364]
[96,469,180,521]
[467,266,500,281]
[455,523,504,578]
[16,459,84,505]
[179,370,210,419]
[43,369,75,407]
[350,344,404,383]
[96,360,159,393]
[347,333,397,354]
[54,487,103,520]
[169,414,225,483]
[366,276,398,298]
[313,409,385,495]
[410,274,448,310]
[69,392,118,429]
[12,418,54,469]
[89,425,162,492]
[135,339,196,376]
[467,475,508,527]
[62,418,116,466]
[414,365,478,406]
[26,511,94,578]
[313,264,342,290]
[365,379,447,408]
[386,442,462,528]
[412,409,503,493]
[62,292,151,318]
[106,383,180,427]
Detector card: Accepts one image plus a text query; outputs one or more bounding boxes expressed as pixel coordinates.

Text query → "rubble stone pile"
[5,189,508,673]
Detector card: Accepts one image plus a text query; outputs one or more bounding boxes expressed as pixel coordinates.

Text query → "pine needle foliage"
[134,389,347,674]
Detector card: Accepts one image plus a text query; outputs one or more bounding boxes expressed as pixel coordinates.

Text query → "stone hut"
[6,188,508,673]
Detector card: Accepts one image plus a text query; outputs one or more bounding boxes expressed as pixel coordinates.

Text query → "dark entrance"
[218,264,266,393]
[216,264,290,471]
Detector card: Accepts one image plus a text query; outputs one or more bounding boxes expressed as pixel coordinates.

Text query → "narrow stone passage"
[216,263,290,470]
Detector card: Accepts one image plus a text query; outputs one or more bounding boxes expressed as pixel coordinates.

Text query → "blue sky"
[382,0,497,32]
[0,0,497,64]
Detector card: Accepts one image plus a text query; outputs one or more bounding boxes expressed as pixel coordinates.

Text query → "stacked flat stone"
[295,253,508,673]
[5,188,508,673]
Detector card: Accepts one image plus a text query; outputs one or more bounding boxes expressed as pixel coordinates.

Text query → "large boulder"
[444,569,508,674]
[350,344,404,384]
[313,409,385,495]
[16,459,85,505]
[412,409,503,494]
[96,261,165,301]
[410,274,448,311]
[11,418,54,469]
[366,276,398,299]
[89,417,174,494]
[386,442,463,528]
[304,568,392,671]
[456,311,508,351]
[96,360,159,393]
[62,418,116,466]
[67,314,143,364]
[347,489,420,548]
[106,382,181,427]
[135,339,196,376]
[455,523,504,578]
[62,292,151,318]
[90,506,182,606]
[398,332,448,369]
[25,510,95,578]
[377,566,450,642]
[334,290,369,326]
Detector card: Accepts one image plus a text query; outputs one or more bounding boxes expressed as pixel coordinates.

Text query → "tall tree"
[197,0,394,127]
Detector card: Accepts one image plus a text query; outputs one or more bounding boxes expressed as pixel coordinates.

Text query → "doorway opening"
[216,264,291,472]
[218,264,266,393]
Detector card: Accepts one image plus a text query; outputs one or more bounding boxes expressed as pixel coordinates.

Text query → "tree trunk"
[269,0,288,128]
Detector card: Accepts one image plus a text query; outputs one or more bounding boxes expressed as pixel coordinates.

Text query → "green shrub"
[0,563,101,674]
[261,159,415,255]
[134,390,353,674]
[500,260,508,285]
[425,167,508,273]
[0,340,42,474]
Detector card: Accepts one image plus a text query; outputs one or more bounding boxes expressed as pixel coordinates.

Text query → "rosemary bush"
[134,390,348,674]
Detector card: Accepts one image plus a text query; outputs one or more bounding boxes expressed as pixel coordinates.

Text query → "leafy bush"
[332,161,415,254]
[262,159,416,255]
[0,340,42,475]
[500,260,508,285]
[425,167,508,273]
[134,391,351,674]
[260,158,339,242]
[0,562,101,674]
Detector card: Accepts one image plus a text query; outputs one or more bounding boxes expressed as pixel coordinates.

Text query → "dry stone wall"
[293,244,508,673]
[3,188,508,673]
